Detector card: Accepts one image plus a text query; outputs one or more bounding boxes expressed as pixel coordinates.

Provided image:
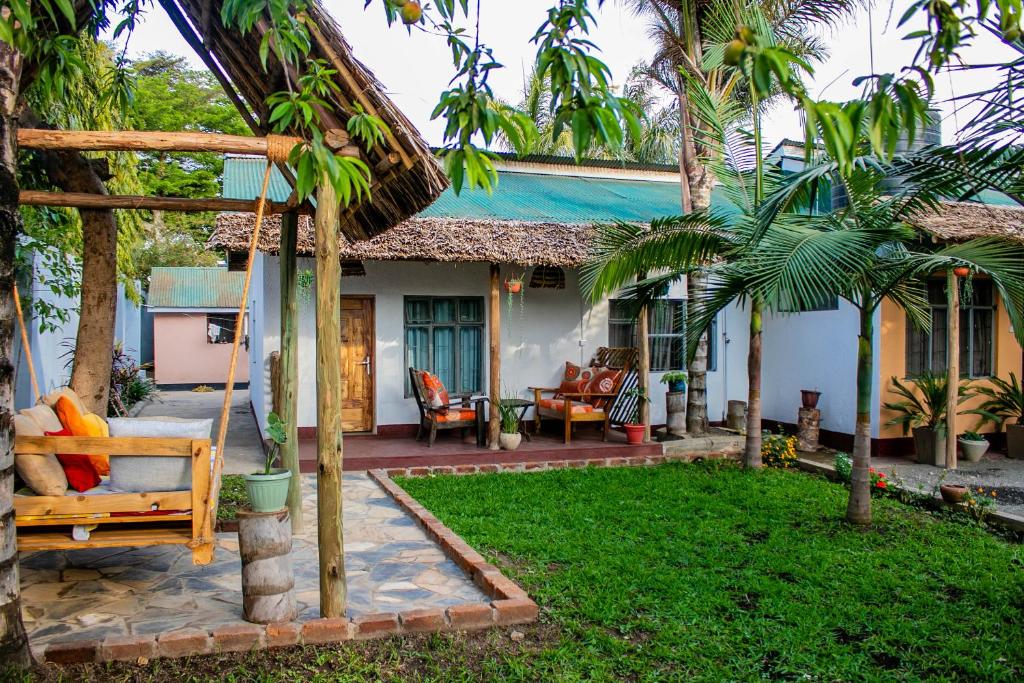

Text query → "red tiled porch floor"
[299,428,661,472]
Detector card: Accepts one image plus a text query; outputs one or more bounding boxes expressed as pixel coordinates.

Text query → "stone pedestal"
[666,391,686,436]
[726,400,747,432]
[797,407,821,452]
[238,508,298,624]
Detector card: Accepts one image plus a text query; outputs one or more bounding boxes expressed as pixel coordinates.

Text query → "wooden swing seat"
[13,435,216,565]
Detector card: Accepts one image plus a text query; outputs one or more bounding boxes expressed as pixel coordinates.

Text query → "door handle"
[358,355,371,376]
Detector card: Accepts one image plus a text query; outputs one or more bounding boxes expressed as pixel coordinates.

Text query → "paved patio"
[20,472,490,646]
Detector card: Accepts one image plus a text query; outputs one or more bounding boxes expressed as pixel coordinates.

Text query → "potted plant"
[968,372,1024,459]
[244,411,292,513]
[958,431,990,463]
[497,395,522,451]
[939,483,968,504]
[622,387,650,445]
[660,371,687,394]
[883,372,971,466]
[800,389,822,410]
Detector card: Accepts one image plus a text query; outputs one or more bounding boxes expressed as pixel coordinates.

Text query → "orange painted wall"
[878,295,1022,439]
[153,313,249,385]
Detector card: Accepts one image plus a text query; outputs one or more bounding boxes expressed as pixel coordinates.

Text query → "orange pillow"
[54,396,110,475]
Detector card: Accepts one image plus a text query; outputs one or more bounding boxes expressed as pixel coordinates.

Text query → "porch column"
[637,303,651,442]
[489,263,501,450]
[279,210,302,532]
[314,176,346,616]
[946,269,959,469]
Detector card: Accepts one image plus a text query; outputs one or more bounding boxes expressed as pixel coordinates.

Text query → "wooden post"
[488,263,501,450]
[946,270,959,470]
[11,283,39,403]
[279,210,302,533]
[637,303,651,442]
[238,508,298,624]
[314,176,346,617]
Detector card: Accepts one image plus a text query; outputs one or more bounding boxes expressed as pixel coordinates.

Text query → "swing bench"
[12,138,286,566]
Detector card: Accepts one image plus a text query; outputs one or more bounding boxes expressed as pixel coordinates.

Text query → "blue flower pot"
[244,468,292,513]
[668,380,687,393]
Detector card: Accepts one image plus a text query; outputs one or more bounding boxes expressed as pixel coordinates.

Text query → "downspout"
[720,308,729,423]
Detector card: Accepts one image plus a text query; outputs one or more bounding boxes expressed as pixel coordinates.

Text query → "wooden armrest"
[528,387,562,393]
[557,392,616,399]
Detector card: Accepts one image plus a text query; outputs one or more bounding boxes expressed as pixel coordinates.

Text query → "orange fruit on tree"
[401,1,422,24]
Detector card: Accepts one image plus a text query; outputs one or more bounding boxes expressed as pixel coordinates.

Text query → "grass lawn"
[17,463,1024,682]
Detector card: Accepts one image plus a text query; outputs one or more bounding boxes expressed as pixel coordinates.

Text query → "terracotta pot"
[953,266,971,277]
[940,484,968,504]
[505,281,522,294]
[1007,423,1024,459]
[624,424,645,445]
[800,390,822,410]
[499,432,522,451]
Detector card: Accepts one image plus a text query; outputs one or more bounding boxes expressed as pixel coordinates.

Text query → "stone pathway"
[20,473,489,646]
[137,389,264,475]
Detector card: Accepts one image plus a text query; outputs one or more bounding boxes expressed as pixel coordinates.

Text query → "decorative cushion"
[435,409,477,423]
[107,417,213,493]
[420,371,451,414]
[537,398,596,414]
[54,396,110,476]
[19,404,64,433]
[586,369,621,396]
[41,387,88,418]
[46,427,101,492]
[12,414,68,496]
[563,362,598,383]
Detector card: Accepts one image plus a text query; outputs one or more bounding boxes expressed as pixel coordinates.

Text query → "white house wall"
[761,302,884,439]
[248,258,751,435]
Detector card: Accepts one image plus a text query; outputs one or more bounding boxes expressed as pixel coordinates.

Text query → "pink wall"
[153,313,249,385]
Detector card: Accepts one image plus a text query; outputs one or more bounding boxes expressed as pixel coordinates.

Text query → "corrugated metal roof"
[148,267,245,309]
[222,156,685,223]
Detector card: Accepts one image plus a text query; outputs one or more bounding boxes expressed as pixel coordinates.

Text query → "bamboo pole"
[314,174,346,617]
[16,128,359,157]
[946,270,960,470]
[11,283,39,403]
[488,263,501,450]
[279,211,303,533]
[18,190,310,215]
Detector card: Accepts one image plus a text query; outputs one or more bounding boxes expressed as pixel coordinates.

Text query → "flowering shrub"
[962,486,997,521]
[869,467,888,493]
[762,432,797,468]
[834,453,852,482]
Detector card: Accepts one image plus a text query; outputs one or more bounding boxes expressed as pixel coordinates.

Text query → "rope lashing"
[265,134,296,164]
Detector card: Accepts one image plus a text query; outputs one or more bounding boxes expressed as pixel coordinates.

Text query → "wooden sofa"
[14,435,216,565]
[531,347,639,444]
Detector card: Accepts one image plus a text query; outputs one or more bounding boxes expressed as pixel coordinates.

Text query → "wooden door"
[340,296,374,432]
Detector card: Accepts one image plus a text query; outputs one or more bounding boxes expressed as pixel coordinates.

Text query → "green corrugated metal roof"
[148,267,244,309]
[222,155,686,223]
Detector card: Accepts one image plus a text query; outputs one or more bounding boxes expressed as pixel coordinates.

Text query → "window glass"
[405,298,431,324]
[404,297,485,395]
[433,299,456,323]
[459,299,483,322]
[905,279,994,377]
[207,314,236,344]
[608,299,686,372]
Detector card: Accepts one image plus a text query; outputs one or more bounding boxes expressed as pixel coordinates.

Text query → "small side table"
[500,398,535,442]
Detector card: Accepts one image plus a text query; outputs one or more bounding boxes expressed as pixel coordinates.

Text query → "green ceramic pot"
[244,468,292,513]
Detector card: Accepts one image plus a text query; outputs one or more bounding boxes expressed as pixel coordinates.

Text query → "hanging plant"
[297,269,314,302]
[504,272,525,329]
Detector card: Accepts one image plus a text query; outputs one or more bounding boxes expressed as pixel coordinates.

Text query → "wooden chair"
[14,435,216,565]
[531,347,639,444]
[408,368,486,447]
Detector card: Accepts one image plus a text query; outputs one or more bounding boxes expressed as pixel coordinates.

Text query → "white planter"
[958,438,989,463]
[499,432,522,451]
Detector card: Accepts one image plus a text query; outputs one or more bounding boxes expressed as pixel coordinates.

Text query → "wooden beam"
[946,270,959,470]
[279,210,303,534]
[18,190,310,215]
[489,263,501,450]
[315,174,346,617]
[16,128,358,157]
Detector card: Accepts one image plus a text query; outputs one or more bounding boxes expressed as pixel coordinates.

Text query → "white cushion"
[107,417,213,492]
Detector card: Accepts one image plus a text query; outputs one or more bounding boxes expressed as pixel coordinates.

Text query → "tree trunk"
[0,39,29,668]
[743,299,763,467]
[279,211,302,533]
[846,307,874,525]
[35,143,117,415]
[314,176,346,617]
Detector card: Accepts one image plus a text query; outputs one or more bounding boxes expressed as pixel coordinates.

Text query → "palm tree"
[623,0,864,434]
[746,162,1024,524]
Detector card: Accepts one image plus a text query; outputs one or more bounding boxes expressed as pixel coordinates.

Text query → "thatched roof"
[168,0,448,240]
[211,212,595,267]
[906,201,1024,244]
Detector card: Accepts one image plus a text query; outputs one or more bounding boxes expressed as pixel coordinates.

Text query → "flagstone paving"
[19,473,489,646]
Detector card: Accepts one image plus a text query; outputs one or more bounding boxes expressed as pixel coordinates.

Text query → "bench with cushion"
[409,368,486,447]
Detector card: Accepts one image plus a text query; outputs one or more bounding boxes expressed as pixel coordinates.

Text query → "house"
[147,266,249,387]
[209,154,750,440]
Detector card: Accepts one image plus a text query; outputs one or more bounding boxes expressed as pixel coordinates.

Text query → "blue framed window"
[404,296,484,394]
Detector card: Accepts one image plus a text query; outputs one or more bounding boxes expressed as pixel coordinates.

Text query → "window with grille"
[404,297,485,395]
[609,299,689,372]
[906,279,994,378]
[207,313,237,344]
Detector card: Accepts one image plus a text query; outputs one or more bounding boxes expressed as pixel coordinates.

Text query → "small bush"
[834,452,852,482]
[761,432,797,468]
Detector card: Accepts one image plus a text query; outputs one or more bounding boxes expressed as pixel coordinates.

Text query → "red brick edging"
[380,454,671,479]
[33,475,538,666]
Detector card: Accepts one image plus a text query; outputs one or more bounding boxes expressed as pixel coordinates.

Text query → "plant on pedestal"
[660,371,687,394]
[244,411,293,512]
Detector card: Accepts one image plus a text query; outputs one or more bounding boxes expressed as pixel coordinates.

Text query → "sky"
[109,1,1016,151]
